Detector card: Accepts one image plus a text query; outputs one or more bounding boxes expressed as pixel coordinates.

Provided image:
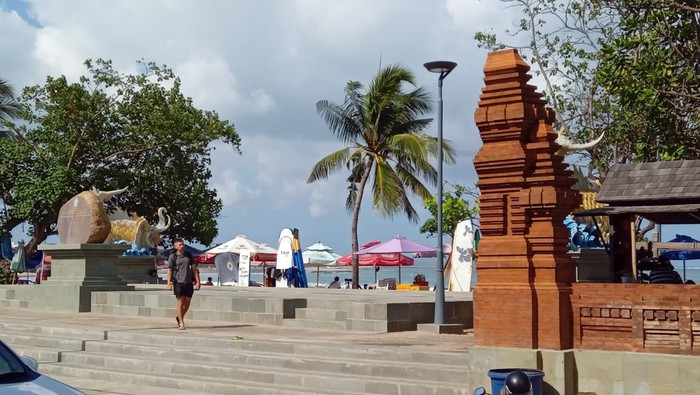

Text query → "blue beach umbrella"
[660,234,700,282]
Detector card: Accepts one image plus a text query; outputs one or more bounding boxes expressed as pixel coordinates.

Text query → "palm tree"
[0,79,22,122]
[0,79,22,139]
[308,65,455,289]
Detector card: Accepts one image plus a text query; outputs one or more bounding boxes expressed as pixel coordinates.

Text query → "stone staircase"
[90,290,306,326]
[282,297,470,332]
[0,321,471,395]
[0,287,34,308]
[89,288,472,333]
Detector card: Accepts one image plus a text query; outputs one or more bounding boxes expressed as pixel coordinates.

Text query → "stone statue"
[57,186,129,244]
[106,207,171,249]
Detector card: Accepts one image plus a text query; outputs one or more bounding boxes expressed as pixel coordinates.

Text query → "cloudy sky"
[15,0,691,258]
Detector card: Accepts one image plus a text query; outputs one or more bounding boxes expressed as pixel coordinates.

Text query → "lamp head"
[424,61,457,80]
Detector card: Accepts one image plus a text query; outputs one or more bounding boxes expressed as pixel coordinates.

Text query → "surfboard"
[448,219,476,292]
[276,228,294,287]
[292,228,308,288]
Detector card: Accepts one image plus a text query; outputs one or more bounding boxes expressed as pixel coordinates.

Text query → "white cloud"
[212,172,261,206]
[2,0,508,249]
[177,54,275,116]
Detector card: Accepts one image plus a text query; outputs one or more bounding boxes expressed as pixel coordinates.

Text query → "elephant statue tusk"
[555,128,605,155]
[91,186,129,202]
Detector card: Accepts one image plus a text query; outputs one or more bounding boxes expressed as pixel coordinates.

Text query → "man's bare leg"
[176,296,185,329]
[178,296,192,329]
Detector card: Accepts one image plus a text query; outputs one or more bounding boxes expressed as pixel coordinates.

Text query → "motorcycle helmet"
[503,370,532,395]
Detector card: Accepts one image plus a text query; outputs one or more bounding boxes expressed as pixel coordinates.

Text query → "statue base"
[118,255,159,284]
[33,244,134,312]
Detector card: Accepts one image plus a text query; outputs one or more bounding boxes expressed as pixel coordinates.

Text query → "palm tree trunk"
[351,157,374,289]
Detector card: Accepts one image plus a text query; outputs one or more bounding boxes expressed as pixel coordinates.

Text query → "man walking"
[167,238,200,330]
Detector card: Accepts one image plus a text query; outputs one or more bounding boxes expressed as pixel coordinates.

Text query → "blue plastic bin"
[487,368,544,395]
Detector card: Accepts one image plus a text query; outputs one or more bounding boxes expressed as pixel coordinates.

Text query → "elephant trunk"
[153,207,171,234]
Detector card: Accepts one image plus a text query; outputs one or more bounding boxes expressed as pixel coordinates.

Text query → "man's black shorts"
[173,282,194,298]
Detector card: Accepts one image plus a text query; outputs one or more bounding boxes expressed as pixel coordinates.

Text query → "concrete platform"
[89,285,473,333]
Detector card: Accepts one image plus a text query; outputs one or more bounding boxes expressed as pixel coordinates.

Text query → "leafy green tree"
[475,0,699,177]
[597,0,699,164]
[475,0,617,177]
[0,59,240,252]
[307,65,455,288]
[419,183,479,238]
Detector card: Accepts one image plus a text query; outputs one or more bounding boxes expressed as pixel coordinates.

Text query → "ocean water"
[199,260,448,288]
[671,261,700,284]
[196,259,700,287]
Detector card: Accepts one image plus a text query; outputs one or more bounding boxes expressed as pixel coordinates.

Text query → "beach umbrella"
[352,236,434,284]
[10,242,26,284]
[205,235,277,263]
[302,242,340,286]
[660,234,700,282]
[413,244,451,258]
[354,236,437,255]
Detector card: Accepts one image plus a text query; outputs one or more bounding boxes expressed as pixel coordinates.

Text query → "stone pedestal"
[32,244,134,312]
[472,49,581,349]
[117,256,158,284]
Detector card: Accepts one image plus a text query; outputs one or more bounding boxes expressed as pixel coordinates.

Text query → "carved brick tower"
[472,49,581,349]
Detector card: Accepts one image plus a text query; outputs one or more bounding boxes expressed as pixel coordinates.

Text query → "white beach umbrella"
[302,242,340,286]
[205,235,277,263]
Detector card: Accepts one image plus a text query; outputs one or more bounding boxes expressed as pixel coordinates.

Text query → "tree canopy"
[0,59,240,252]
[308,65,455,288]
[475,0,699,177]
[419,183,479,238]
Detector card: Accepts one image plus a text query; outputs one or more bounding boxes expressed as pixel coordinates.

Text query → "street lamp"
[424,60,457,325]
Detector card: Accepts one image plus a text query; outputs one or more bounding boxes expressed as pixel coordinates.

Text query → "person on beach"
[649,255,683,284]
[167,238,200,330]
[205,277,214,286]
[327,276,341,289]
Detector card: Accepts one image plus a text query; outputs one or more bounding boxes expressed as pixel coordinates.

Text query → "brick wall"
[572,282,700,355]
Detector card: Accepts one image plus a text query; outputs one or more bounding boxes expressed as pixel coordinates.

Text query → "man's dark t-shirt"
[167,252,195,283]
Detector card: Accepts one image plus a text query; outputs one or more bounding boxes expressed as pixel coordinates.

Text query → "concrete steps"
[0,332,88,351]
[103,330,469,366]
[91,291,305,326]
[6,344,63,363]
[2,319,470,395]
[44,375,198,395]
[39,363,361,395]
[282,318,348,330]
[55,351,466,394]
[81,339,467,384]
[0,299,30,308]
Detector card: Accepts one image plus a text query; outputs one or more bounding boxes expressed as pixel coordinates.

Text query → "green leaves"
[0,58,241,249]
[475,0,699,178]
[419,183,479,238]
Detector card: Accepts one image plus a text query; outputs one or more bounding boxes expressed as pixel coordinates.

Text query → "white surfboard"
[448,219,476,292]
[276,228,294,287]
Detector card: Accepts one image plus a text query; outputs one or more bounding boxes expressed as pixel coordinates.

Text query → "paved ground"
[1,302,476,395]
[0,305,474,352]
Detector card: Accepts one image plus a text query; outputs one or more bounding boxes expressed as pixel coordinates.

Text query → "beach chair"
[377,278,396,290]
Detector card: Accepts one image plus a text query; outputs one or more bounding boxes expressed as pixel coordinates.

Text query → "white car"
[0,339,83,394]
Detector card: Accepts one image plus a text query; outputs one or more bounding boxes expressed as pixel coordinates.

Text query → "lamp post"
[424,60,457,325]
